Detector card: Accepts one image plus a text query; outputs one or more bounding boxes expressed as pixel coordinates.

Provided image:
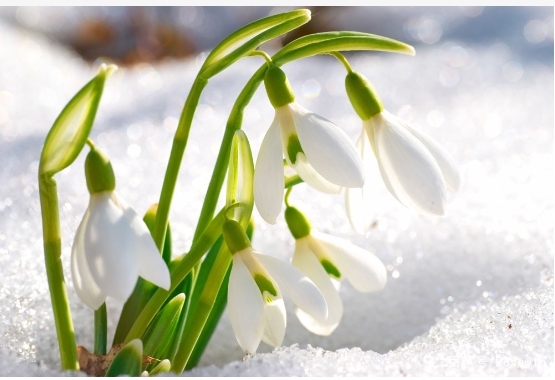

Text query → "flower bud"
[85,148,116,194]
[345,71,383,120]
[264,66,295,108]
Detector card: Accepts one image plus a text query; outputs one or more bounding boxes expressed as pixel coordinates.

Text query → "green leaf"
[200,9,310,78]
[106,339,143,377]
[39,64,116,176]
[142,293,185,359]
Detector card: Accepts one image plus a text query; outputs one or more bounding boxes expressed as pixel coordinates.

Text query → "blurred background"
[0,6,552,66]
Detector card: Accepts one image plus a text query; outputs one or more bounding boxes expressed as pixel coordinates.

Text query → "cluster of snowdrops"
[38,9,459,376]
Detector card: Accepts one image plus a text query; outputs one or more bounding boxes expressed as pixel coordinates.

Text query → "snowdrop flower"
[71,147,170,310]
[254,65,365,224]
[284,206,387,335]
[222,219,327,353]
[344,71,460,232]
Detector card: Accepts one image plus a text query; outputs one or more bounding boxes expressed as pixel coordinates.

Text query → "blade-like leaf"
[105,339,143,377]
[142,293,185,358]
[39,64,116,176]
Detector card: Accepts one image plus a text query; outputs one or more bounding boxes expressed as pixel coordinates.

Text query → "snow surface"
[0,7,553,377]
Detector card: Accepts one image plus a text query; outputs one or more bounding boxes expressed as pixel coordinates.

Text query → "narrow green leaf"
[200,9,310,78]
[142,293,185,358]
[39,64,116,176]
[106,339,143,377]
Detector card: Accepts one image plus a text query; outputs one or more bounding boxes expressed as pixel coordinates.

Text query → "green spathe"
[345,71,383,120]
[222,219,252,254]
[264,66,295,108]
[285,206,311,239]
[85,148,116,194]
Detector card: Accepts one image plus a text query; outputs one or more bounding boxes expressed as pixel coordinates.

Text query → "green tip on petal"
[285,206,311,239]
[286,134,304,165]
[345,71,383,120]
[264,66,295,108]
[320,259,341,278]
[253,273,278,297]
[223,219,252,254]
[85,147,116,194]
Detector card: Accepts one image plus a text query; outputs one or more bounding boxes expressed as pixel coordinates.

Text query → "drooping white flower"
[254,66,364,224]
[71,148,170,310]
[284,206,387,335]
[223,219,327,354]
[344,71,460,233]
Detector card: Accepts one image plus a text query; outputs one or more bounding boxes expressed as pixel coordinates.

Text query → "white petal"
[117,194,170,290]
[261,297,286,347]
[254,115,284,224]
[228,255,264,354]
[311,231,387,293]
[71,207,106,309]
[84,192,139,303]
[371,112,447,216]
[292,237,343,336]
[345,128,383,234]
[292,153,342,194]
[254,252,327,321]
[396,116,460,193]
[290,102,365,188]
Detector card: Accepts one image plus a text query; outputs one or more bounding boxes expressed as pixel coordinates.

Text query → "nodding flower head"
[71,148,170,310]
[344,71,460,233]
[284,206,387,335]
[223,219,327,353]
[254,66,365,225]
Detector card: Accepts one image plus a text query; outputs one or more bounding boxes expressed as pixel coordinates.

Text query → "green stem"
[327,51,353,73]
[153,77,209,253]
[94,303,107,355]
[171,247,232,373]
[38,174,79,371]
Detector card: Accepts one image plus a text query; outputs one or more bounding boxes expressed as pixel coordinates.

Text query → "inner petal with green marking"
[287,134,304,165]
[253,273,278,300]
[320,259,341,279]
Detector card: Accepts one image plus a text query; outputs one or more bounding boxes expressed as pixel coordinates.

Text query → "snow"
[0,7,553,377]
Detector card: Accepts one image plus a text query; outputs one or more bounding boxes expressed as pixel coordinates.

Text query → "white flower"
[346,110,460,232]
[254,102,365,224]
[227,246,328,354]
[291,230,387,336]
[71,191,170,310]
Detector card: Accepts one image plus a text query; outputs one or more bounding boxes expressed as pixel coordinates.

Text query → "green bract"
[226,130,254,228]
[199,9,310,79]
[39,64,116,177]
